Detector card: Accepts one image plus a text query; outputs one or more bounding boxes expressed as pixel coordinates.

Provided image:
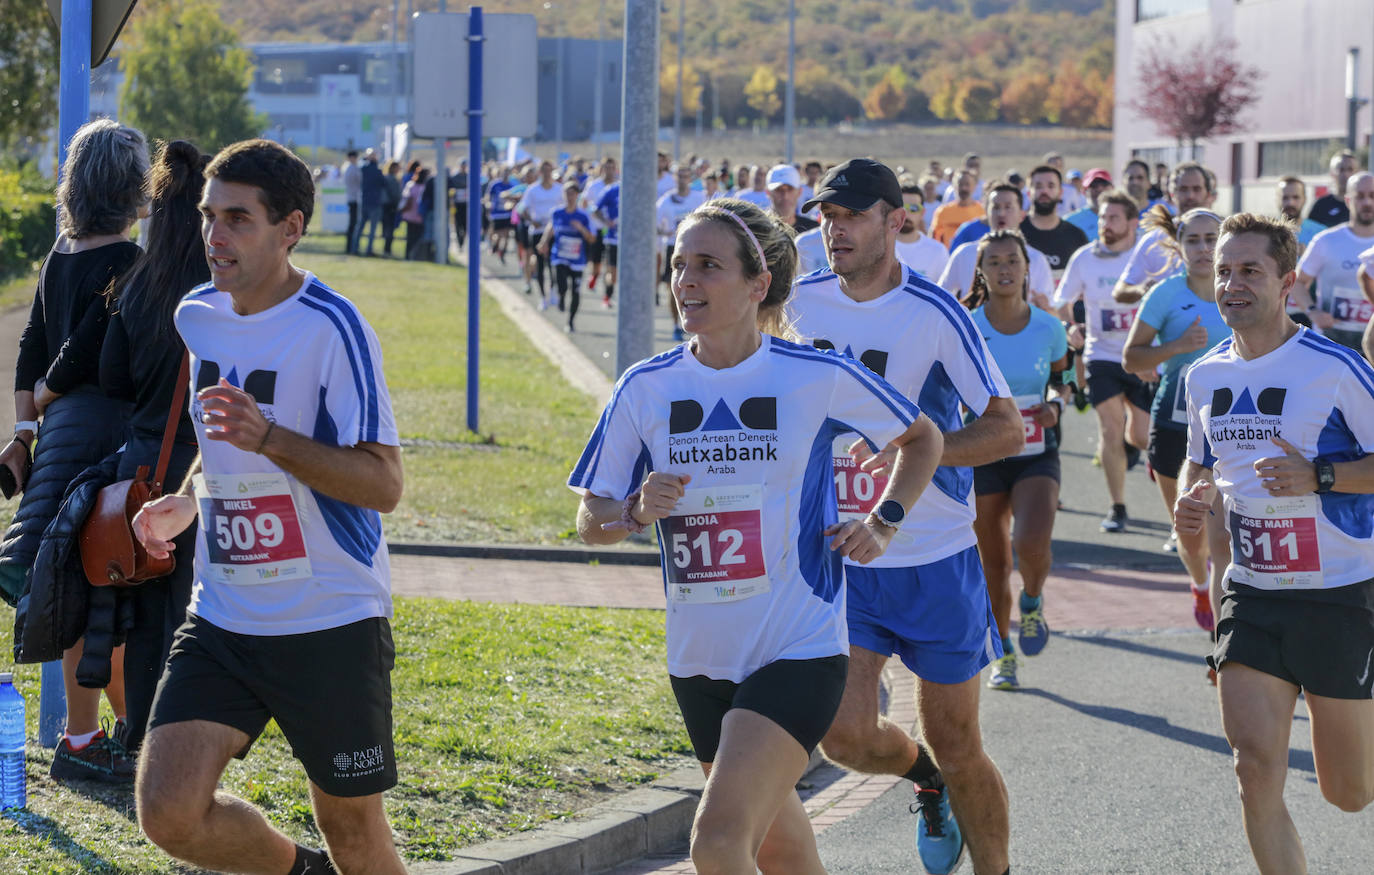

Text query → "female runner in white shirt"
[570,198,942,873]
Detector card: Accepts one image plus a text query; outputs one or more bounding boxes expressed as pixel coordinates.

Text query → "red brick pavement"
[390,553,1199,632]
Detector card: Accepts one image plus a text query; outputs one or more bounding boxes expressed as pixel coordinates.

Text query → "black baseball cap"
[801,158,904,213]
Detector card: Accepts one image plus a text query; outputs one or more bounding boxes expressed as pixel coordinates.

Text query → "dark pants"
[381,204,398,255]
[117,438,197,754]
[453,202,468,249]
[360,206,383,254]
[405,221,425,259]
[345,201,359,253]
[556,264,582,326]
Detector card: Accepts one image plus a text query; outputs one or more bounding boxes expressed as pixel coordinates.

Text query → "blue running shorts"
[845,545,1002,684]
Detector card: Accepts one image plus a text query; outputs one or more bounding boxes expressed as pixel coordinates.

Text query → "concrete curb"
[410,764,702,874]
[411,753,831,874]
[388,540,660,566]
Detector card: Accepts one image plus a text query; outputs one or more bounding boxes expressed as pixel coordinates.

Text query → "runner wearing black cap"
[790,157,1021,875]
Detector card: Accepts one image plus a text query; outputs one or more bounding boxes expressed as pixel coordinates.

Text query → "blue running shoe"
[986,654,1020,690]
[1019,605,1050,656]
[912,778,965,874]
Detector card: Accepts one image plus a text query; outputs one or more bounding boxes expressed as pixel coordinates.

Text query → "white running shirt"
[788,265,1012,567]
[1186,328,1374,590]
[895,234,950,282]
[517,182,564,233]
[1119,227,1179,289]
[581,177,611,233]
[175,272,399,635]
[1296,225,1374,332]
[569,335,920,681]
[1053,243,1135,363]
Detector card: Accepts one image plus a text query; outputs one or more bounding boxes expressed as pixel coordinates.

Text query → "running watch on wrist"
[870,499,906,530]
[1315,459,1336,494]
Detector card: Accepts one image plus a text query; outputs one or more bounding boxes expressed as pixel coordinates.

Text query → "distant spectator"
[358,149,385,256]
[342,150,361,254]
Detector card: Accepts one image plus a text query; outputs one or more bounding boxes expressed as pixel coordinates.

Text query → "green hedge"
[0,168,55,282]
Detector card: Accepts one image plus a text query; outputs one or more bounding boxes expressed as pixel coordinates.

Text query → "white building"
[1114,0,1374,212]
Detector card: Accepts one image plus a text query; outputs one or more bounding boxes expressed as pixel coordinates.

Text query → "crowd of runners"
[564,147,1374,875]
[3,118,1374,875]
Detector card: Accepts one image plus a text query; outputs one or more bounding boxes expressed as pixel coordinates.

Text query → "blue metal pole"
[466,6,483,433]
[42,0,95,748]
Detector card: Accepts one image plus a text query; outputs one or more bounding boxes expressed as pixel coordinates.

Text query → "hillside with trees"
[212,0,1116,129]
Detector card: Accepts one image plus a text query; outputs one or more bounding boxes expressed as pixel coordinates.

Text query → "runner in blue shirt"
[966,231,1068,690]
[1123,209,1230,636]
[594,181,622,305]
[487,170,515,264]
[539,181,595,333]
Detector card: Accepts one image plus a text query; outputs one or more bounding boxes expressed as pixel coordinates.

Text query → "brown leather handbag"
[80,352,190,587]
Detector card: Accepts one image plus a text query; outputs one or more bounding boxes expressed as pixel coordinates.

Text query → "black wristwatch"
[870,499,906,530]
[1315,459,1336,494]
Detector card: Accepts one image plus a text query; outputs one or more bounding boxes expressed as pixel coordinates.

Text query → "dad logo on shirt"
[667,397,778,474]
[1208,386,1286,451]
[196,360,278,403]
[811,340,889,378]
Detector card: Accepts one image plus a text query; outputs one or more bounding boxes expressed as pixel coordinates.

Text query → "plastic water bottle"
[0,671,25,810]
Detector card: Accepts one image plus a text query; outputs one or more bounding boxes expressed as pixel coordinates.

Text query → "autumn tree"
[1000,71,1050,125]
[0,0,59,149]
[927,76,960,122]
[863,66,910,122]
[1128,37,1262,158]
[119,0,268,152]
[744,65,781,123]
[954,79,1000,124]
[1046,61,1098,128]
[794,63,862,124]
[660,62,704,125]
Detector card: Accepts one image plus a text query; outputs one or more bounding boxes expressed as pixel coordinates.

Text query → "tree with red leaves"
[1128,37,1264,159]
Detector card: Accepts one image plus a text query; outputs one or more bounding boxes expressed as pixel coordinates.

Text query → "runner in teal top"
[1123,209,1230,643]
[966,230,1069,690]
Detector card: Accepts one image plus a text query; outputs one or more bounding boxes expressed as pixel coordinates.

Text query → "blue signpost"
[467,6,483,433]
[41,0,97,748]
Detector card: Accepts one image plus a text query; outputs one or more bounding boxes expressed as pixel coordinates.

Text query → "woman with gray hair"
[0,118,149,783]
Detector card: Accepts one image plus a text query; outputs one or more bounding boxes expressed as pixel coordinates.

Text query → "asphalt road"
[815,630,1372,874]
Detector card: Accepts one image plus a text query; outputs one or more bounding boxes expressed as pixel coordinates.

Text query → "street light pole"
[594,0,606,161]
[673,0,684,161]
[617,0,658,376]
[784,0,795,164]
[390,0,399,159]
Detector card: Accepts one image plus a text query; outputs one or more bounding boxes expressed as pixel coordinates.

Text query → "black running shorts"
[1147,423,1188,480]
[1087,359,1153,411]
[1210,579,1374,699]
[149,613,397,796]
[670,655,848,762]
[973,449,1061,496]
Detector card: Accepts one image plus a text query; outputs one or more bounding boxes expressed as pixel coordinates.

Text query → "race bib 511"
[1226,493,1323,588]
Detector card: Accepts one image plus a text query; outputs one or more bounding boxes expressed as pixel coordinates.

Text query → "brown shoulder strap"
[151,351,191,495]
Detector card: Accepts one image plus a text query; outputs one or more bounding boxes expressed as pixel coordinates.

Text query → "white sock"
[65,728,100,748]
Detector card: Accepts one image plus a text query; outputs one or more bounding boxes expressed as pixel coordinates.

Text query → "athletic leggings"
[556,264,582,326]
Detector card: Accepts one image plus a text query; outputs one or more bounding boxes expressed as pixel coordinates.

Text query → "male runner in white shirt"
[132,139,405,875]
[1294,171,1374,351]
[1176,212,1374,873]
[791,158,1022,875]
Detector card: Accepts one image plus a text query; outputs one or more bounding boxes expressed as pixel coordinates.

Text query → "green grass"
[0,271,35,313]
[290,236,600,545]
[1,232,603,546]
[1,598,691,872]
